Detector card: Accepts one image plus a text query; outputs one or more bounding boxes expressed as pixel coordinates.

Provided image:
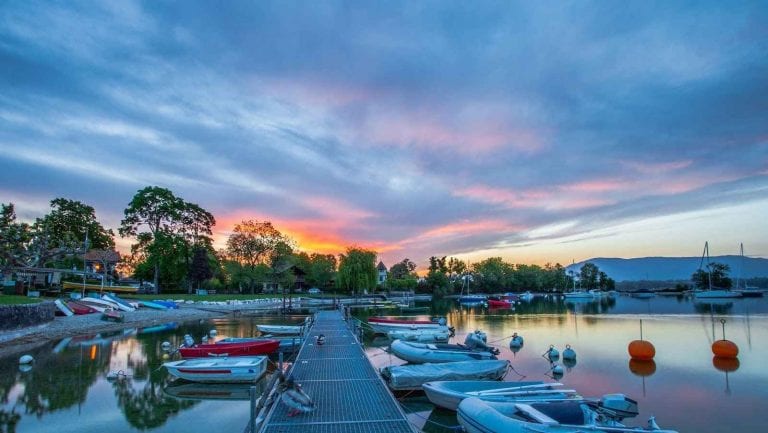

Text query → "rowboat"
[80,297,121,310]
[66,300,98,315]
[152,300,180,309]
[458,397,678,433]
[54,299,74,316]
[179,339,280,358]
[138,300,169,310]
[218,336,303,351]
[458,295,487,304]
[163,356,268,383]
[367,316,451,334]
[103,294,136,311]
[487,299,513,308]
[390,340,498,364]
[381,360,510,391]
[256,324,305,335]
[76,299,111,312]
[62,281,138,293]
[423,381,580,411]
[387,329,452,343]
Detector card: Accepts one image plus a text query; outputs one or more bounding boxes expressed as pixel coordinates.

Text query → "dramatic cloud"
[1,0,767,269]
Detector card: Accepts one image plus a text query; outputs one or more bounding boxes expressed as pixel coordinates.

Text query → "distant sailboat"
[733,243,765,297]
[693,242,742,299]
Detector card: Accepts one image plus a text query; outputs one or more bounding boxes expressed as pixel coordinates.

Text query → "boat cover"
[382,360,509,391]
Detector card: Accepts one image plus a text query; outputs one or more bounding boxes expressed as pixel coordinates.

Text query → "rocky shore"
[0,299,286,357]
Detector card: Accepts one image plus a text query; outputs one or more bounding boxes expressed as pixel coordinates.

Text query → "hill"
[565,255,768,282]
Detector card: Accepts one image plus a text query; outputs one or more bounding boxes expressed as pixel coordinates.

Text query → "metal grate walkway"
[260,310,416,433]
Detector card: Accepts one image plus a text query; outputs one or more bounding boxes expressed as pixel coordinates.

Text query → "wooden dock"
[259,309,416,433]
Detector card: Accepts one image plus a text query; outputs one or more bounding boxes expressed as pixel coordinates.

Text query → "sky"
[1,0,767,270]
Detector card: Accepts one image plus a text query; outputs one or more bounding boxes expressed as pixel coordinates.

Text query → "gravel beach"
[0,298,287,357]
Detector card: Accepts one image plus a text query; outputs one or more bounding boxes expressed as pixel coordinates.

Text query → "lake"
[0,294,766,433]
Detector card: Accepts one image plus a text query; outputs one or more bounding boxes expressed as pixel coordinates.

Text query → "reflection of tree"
[0,408,21,433]
[694,302,733,315]
[16,344,107,417]
[112,378,196,430]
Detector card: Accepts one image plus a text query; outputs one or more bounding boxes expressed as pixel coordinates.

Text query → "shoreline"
[0,300,287,358]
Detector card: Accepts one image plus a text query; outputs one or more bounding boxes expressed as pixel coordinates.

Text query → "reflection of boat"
[138,322,179,334]
[368,316,451,334]
[163,382,260,400]
[733,243,764,297]
[564,291,594,300]
[163,356,268,383]
[381,360,509,391]
[630,289,656,299]
[256,324,305,335]
[179,339,280,358]
[457,396,677,433]
[424,381,581,411]
[390,340,498,364]
[459,295,488,303]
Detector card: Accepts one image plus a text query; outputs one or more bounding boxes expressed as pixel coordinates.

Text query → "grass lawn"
[0,295,43,305]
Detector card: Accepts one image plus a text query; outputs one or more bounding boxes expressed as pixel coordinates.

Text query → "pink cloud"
[559,179,634,193]
[622,159,693,174]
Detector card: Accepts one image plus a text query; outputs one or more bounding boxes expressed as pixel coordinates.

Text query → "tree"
[692,262,732,290]
[425,256,450,295]
[389,258,417,280]
[226,220,291,268]
[472,257,513,292]
[119,186,214,293]
[579,263,600,290]
[0,203,31,272]
[189,247,213,291]
[337,247,377,295]
[307,253,337,290]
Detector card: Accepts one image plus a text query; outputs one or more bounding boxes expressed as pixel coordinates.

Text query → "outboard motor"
[598,394,639,420]
[183,334,195,348]
[436,317,447,326]
[464,330,499,354]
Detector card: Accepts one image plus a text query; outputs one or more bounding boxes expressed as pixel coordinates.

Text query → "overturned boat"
[381,359,509,391]
[423,381,580,411]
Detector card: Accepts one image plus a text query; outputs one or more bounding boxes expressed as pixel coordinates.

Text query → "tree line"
[1,185,617,295]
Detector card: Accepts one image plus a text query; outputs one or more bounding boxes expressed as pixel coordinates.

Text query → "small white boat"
[381,360,510,391]
[387,329,452,343]
[519,291,534,301]
[367,316,451,334]
[390,340,498,364]
[692,289,742,299]
[256,324,306,335]
[103,293,137,311]
[423,381,580,411]
[81,297,121,310]
[563,291,595,300]
[163,356,268,383]
[54,299,74,316]
[458,397,678,433]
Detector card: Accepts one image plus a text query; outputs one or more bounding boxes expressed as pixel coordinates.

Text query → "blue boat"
[152,300,179,309]
[139,300,169,310]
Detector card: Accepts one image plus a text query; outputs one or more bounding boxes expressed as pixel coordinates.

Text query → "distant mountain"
[565,256,768,282]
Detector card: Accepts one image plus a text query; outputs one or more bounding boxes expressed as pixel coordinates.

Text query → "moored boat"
[487,298,513,308]
[163,356,268,383]
[54,299,74,316]
[457,396,678,433]
[390,339,499,364]
[381,359,510,391]
[387,329,452,343]
[423,381,580,411]
[367,316,451,334]
[218,336,303,351]
[256,324,305,335]
[179,339,280,358]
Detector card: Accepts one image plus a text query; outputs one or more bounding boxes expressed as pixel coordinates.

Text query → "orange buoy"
[628,359,656,377]
[712,356,740,372]
[712,339,739,358]
[628,339,656,360]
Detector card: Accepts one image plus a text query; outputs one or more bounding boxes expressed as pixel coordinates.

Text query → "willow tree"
[337,247,377,295]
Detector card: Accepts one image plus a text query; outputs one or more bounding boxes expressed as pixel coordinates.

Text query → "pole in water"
[250,386,257,433]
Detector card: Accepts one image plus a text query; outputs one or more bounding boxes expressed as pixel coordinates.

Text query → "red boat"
[66,300,99,315]
[487,299,513,308]
[179,340,280,358]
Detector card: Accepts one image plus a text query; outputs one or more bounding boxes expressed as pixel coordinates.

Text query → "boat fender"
[183,334,195,347]
[437,317,447,326]
[562,345,577,361]
[551,364,564,377]
[161,341,172,351]
[209,329,218,338]
[19,355,34,365]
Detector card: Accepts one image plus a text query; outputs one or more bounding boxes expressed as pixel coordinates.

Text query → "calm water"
[0,296,766,433]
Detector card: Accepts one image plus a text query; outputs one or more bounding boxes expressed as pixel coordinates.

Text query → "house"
[377,261,387,285]
[84,249,120,280]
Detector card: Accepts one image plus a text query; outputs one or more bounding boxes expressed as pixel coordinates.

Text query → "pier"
[259,309,416,433]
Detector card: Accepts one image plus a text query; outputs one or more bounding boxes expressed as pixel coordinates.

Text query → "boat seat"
[515,403,558,425]
[529,401,588,425]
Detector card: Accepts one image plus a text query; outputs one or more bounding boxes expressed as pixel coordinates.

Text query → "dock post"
[249,386,256,433]
[278,351,283,372]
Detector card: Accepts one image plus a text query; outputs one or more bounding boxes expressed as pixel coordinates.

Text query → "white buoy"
[161,341,171,351]
[552,364,564,376]
[546,345,560,360]
[209,329,217,338]
[19,355,34,364]
[563,344,577,361]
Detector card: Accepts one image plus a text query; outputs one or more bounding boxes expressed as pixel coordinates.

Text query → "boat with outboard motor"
[381,359,510,391]
[387,328,452,343]
[163,356,268,383]
[423,381,580,411]
[458,396,678,433]
[390,330,499,364]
